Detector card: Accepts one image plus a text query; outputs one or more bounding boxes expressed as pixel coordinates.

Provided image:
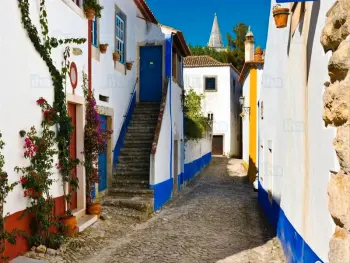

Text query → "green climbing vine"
[18,0,86,216]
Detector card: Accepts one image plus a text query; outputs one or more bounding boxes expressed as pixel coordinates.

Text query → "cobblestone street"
[56,157,285,263]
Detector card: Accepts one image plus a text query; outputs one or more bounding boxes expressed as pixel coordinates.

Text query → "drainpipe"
[88,20,92,95]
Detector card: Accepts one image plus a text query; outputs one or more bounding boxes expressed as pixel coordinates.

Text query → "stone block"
[329,226,350,263]
[334,124,350,174]
[329,38,350,82]
[321,1,350,52]
[323,75,350,126]
[328,171,350,229]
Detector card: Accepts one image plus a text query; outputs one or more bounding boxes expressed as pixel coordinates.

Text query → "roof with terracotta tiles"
[133,0,158,24]
[184,56,240,74]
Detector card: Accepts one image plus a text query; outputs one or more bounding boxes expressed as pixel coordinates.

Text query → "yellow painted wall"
[248,68,257,183]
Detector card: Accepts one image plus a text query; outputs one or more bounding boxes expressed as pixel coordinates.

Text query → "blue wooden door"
[98,115,108,192]
[140,46,163,102]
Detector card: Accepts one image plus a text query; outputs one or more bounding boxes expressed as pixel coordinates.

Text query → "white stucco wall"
[241,74,250,165]
[184,132,212,164]
[0,0,165,216]
[92,0,165,152]
[260,0,337,260]
[184,66,240,156]
[0,0,88,215]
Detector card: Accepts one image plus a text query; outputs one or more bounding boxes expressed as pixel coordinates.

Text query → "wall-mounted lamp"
[239,96,245,106]
[239,96,250,115]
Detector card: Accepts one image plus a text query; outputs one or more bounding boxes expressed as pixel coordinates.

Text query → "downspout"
[88,20,92,95]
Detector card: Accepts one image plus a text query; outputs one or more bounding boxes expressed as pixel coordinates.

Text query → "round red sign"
[69,62,78,89]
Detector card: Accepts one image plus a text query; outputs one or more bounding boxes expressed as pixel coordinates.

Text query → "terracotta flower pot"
[273,8,290,28]
[99,44,108,54]
[85,8,95,20]
[87,203,102,217]
[113,52,121,62]
[60,215,78,237]
[126,62,133,71]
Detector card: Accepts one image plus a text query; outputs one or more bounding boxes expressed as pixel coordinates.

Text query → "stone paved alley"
[54,158,286,263]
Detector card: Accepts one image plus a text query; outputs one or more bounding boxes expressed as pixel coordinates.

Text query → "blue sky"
[147,0,271,49]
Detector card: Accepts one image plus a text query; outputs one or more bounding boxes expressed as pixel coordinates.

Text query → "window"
[115,12,126,64]
[205,77,216,91]
[208,113,214,121]
[92,17,98,47]
[172,50,183,86]
[233,80,236,93]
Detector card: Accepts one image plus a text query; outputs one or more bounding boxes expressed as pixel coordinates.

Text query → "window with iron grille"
[115,13,125,64]
[204,77,217,91]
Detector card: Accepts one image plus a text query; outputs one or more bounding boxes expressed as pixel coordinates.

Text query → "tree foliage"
[189,22,248,71]
[184,89,210,140]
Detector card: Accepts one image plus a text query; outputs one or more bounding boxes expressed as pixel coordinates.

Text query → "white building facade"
[0,0,191,259]
[258,1,348,262]
[184,56,241,157]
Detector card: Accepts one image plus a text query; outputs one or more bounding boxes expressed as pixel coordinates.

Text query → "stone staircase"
[103,102,160,221]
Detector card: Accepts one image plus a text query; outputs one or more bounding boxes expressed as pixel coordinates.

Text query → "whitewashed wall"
[241,73,250,165]
[0,0,88,215]
[184,66,239,156]
[184,133,212,164]
[259,0,337,261]
[93,0,165,152]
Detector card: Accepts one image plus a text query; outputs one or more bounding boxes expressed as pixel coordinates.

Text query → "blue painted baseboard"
[150,178,173,211]
[151,152,212,211]
[113,92,136,167]
[183,152,212,183]
[258,182,323,263]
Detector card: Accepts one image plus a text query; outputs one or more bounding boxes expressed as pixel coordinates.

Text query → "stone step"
[124,133,154,140]
[127,126,155,133]
[118,155,149,164]
[109,187,154,198]
[115,164,149,173]
[102,196,153,213]
[134,107,160,112]
[123,142,152,148]
[114,170,149,177]
[113,176,149,188]
[120,147,151,155]
[132,112,159,118]
[109,207,151,222]
[130,119,158,126]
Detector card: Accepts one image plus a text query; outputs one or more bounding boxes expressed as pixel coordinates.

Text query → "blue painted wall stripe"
[151,152,212,211]
[258,182,323,263]
[113,92,136,167]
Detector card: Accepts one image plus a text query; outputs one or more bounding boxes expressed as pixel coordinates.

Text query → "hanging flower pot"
[87,202,102,217]
[113,52,121,62]
[126,61,134,71]
[99,44,108,54]
[84,8,95,20]
[60,215,78,237]
[272,5,290,28]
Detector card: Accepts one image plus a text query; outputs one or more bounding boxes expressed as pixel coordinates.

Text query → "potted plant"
[272,4,290,28]
[113,52,121,62]
[81,73,112,218]
[99,44,108,54]
[83,0,104,20]
[126,61,134,71]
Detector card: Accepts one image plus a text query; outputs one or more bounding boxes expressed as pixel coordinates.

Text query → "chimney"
[254,47,264,62]
[245,26,254,62]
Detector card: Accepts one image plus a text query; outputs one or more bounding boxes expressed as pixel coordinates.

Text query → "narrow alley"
[55,158,285,263]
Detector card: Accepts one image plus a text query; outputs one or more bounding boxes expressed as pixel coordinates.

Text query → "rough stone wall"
[321,1,350,262]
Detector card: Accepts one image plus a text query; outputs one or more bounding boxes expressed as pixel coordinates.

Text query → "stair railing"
[113,77,139,168]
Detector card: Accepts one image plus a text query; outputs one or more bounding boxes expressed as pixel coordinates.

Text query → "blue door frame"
[98,115,108,192]
[140,46,163,102]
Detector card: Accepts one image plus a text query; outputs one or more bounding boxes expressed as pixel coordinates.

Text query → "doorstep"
[77,214,98,232]
[10,256,48,263]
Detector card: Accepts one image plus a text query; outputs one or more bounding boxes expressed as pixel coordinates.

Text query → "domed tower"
[245,26,255,62]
